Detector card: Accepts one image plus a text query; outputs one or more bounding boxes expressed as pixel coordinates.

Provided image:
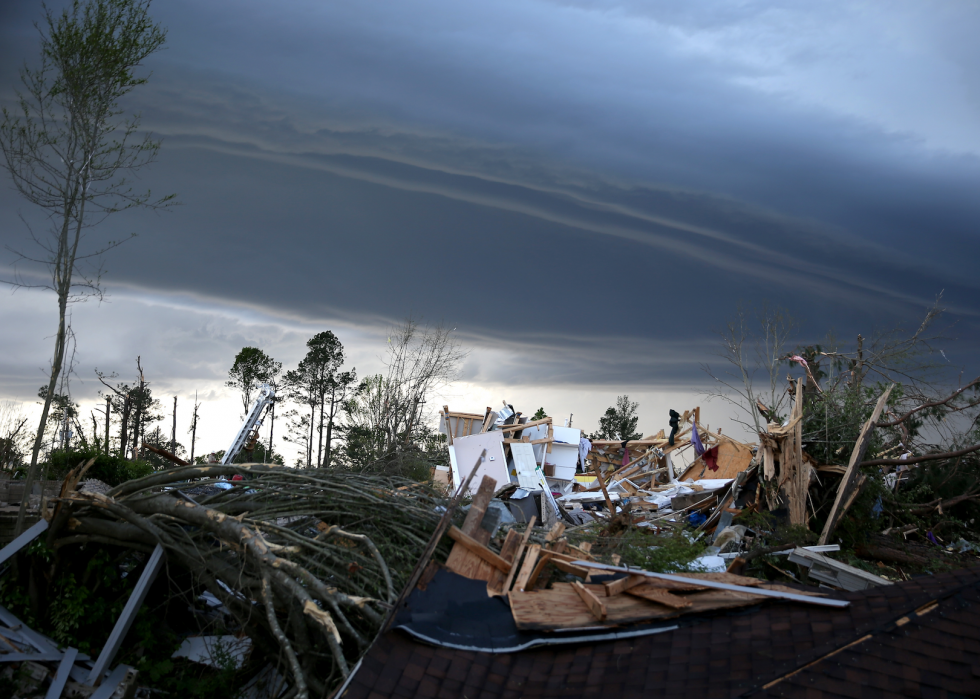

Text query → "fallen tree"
[39,462,455,697]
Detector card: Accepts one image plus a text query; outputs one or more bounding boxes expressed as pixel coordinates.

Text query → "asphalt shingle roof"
[341,564,980,699]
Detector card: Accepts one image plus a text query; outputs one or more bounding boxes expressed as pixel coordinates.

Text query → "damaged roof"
[339,564,980,699]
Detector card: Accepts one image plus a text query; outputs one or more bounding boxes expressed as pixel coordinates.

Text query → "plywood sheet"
[508,583,763,631]
[680,439,755,481]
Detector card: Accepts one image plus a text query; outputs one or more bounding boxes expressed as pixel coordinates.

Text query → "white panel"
[448,446,461,491]
[511,443,543,489]
[450,431,509,495]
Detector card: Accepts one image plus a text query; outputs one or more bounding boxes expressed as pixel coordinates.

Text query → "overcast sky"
[1,0,978,460]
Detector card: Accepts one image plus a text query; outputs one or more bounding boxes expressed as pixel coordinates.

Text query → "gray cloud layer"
[1,0,978,397]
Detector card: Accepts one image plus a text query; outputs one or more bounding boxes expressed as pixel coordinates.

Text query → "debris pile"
[0,460,452,698]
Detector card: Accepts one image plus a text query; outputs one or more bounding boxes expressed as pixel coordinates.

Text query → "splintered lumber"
[571,580,607,621]
[552,559,590,578]
[818,384,895,545]
[625,584,691,609]
[602,574,645,597]
[544,522,565,543]
[573,562,850,608]
[512,544,542,591]
[487,529,522,594]
[497,417,552,432]
[446,526,511,573]
[508,584,771,631]
[445,475,498,580]
[591,460,616,514]
[498,516,536,595]
[786,379,808,527]
[525,553,552,590]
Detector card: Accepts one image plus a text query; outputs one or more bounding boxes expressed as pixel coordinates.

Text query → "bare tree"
[344,319,466,465]
[701,304,798,435]
[0,402,30,472]
[1,0,173,535]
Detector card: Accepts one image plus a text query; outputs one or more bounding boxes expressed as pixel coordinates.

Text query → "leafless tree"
[701,304,798,435]
[345,319,466,462]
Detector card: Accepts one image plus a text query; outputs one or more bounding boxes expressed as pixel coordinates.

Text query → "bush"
[45,448,154,486]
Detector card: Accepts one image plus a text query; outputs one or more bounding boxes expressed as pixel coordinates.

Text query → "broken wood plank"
[544,522,565,543]
[591,460,616,514]
[818,384,894,545]
[508,584,765,630]
[512,544,542,591]
[499,516,535,594]
[602,574,645,597]
[625,584,691,609]
[572,561,850,608]
[487,529,522,595]
[572,580,607,620]
[552,558,590,578]
[445,475,498,579]
[446,526,511,573]
[497,417,551,433]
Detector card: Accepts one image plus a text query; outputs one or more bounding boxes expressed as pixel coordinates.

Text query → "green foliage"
[45,446,153,484]
[227,347,281,415]
[591,395,642,441]
[531,407,547,420]
[573,527,706,572]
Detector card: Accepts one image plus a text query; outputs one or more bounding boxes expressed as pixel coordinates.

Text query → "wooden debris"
[625,584,691,609]
[818,384,895,545]
[571,580,607,621]
[446,526,511,573]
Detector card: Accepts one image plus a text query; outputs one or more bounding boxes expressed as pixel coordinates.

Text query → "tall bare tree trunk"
[15,302,67,535]
[104,396,111,455]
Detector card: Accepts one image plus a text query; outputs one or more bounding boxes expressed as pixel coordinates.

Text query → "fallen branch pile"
[47,462,451,697]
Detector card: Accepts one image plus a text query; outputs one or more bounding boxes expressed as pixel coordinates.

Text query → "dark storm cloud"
[1,0,978,392]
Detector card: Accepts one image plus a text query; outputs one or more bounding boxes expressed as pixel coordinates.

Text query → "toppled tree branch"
[859,443,980,468]
[876,375,980,427]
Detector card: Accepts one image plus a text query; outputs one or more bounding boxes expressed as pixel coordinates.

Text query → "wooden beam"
[602,574,645,597]
[497,417,552,433]
[512,544,542,591]
[499,516,536,594]
[447,526,511,572]
[552,559,590,578]
[544,522,565,543]
[445,474,499,579]
[818,384,894,545]
[487,528,522,595]
[591,459,616,514]
[525,553,552,590]
[571,580,607,621]
[571,561,850,608]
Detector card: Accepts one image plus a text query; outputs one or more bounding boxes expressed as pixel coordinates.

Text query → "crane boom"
[222,384,275,464]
